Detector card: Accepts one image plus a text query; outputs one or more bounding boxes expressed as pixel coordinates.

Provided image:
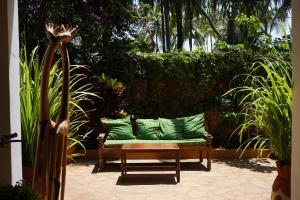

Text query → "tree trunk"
[160,0,166,52]
[155,29,159,52]
[164,0,171,51]
[260,0,271,35]
[226,2,238,44]
[199,5,221,40]
[150,31,156,51]
[210,36,213,51]
[188,1,193,51]
[175,0,183,50]
[189,21,193,51]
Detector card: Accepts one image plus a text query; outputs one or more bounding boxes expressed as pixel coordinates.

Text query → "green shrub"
[20,45,97,166]
[0,182,41,200]
[213,112,241,148]
[125,49,256,118]
[228,50,292,162]
[92,73,128,118]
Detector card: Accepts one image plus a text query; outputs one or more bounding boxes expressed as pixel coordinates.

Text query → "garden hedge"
[124,49,257,118]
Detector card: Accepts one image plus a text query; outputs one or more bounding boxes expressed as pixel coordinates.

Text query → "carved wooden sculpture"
[33,23,76,200]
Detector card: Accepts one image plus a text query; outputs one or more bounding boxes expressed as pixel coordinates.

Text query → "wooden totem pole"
[33,23,76,200]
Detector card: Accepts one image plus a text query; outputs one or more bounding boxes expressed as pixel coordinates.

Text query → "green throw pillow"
[159,118,184,140]
[136,119,160,140]
[101,117,136,140]
[178,113,207,139]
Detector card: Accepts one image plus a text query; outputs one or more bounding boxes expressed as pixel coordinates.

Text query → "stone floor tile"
[65,158,276,200]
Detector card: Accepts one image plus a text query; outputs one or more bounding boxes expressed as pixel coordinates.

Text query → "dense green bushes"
[125,49,257,118]
[128,49,254,81]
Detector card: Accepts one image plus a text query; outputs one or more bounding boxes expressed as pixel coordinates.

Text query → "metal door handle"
[0,133,22,147]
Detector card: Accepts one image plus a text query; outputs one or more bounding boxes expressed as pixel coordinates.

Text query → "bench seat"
[98,133,212,171]
[104,138,207,147]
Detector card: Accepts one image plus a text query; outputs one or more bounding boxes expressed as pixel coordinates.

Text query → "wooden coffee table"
[121,143,180,182]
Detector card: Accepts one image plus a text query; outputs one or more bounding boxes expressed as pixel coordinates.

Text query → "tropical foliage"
[229,50,292,162]
[138,0,291,51]
[126,48,256,118]
[19,0,138,80]
[18,1,292,151]
[19,0,291,59]
[20,45,96,166]
[20,46,40,167]
[92,73,128,119]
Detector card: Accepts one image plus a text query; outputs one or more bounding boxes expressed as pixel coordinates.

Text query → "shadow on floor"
[70,158,275,174]
[213,158,276,173]
[116,174,178,185]
[91,160,209,174]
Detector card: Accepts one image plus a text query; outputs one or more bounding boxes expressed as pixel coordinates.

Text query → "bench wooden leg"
[207,150,211,171]
[98,147,105,171]
[175,150,180,183]
[199,151,203,163]
[121,151,126,182]
[124,153,127,174]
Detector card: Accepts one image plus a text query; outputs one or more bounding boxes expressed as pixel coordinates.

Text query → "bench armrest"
[203,133,213,147]
[203,133,213,139]
[97,132,108,147]
[97,133,106,140]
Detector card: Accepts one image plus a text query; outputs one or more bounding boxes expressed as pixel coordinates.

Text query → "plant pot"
[22,165,34,185]
[271,161,291,200]
[67,147,74,164]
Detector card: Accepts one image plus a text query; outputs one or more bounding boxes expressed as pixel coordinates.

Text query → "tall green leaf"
[20,46,97,167]
[227,50,292,162]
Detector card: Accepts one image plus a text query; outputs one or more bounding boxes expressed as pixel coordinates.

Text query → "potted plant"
[20,46,41,183]
[229,51,292,199]
[20,45,96,182]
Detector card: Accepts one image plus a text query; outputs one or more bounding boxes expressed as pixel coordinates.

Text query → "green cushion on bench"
[136,119,160,140]
[178,113,207,139]
[104,138,206,147]
[158,118,184,140]
[101,117,136,140]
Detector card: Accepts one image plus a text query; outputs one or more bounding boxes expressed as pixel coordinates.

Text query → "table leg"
[176,150,180,183]
[207,150,211,171]
[124,153,127,174]
[199,150,203,163]
[121,151,125,181]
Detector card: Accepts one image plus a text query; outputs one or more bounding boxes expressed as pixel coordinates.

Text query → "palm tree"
[164,0,171,51]
[185,0,193,51]
[174,0,183,50]
[182,0,223,50]
[160,0,166,52]
[209,0,291,43]
[138,0,291,52]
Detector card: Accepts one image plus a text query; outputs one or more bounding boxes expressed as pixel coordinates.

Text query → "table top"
[121,143,179,151]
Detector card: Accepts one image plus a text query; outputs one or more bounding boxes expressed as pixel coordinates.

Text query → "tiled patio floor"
[65,158,276,200]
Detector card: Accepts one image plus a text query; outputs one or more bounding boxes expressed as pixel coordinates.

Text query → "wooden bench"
[97,132,213,171]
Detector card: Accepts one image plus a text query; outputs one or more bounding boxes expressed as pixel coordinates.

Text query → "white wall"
[292,1,300,199]
[0,0,22,185]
